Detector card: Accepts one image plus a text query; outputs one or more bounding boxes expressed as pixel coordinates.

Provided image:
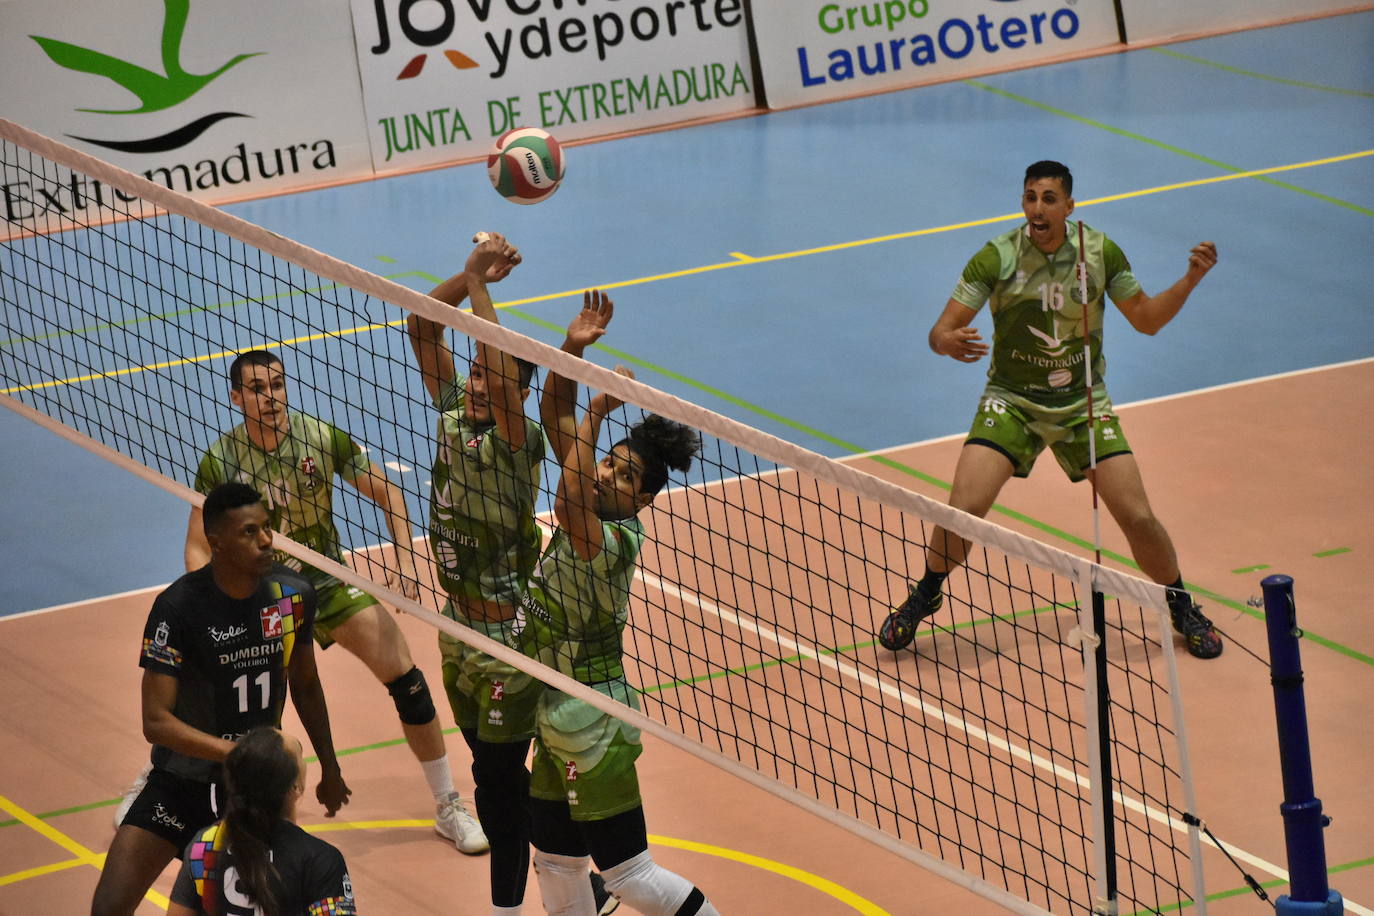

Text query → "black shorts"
[122,767,222,855]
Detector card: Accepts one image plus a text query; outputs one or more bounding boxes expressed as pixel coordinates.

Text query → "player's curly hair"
[622,414,701,495]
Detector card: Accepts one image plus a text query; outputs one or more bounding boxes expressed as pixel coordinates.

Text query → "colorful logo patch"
[142,637,183,669]
[490,680,504,702]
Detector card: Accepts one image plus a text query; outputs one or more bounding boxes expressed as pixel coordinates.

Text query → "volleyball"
[487,127,564,205]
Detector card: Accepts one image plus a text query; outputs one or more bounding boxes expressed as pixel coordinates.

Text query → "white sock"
[532,849,595,916]
[492,906,522,915]
[420,754,456,801]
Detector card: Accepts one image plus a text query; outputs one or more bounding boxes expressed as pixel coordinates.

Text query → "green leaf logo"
[30,0,263,114]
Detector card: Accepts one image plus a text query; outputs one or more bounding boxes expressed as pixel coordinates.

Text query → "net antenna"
[3,118,1211,916]
[1076,220,1119,915]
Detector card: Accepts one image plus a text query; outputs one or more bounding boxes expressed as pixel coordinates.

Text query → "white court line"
[637,568,1374,914]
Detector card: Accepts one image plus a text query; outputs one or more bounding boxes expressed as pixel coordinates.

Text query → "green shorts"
[967,386,1131,483]
[438,606,543,743]
[529,686,643,821]
[311,580,381,649]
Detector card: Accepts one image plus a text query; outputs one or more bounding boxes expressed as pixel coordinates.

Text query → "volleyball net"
[1,118,1205,916]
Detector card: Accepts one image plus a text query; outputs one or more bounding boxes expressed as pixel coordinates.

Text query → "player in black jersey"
[92,483,350,916]
[168,726,356,916]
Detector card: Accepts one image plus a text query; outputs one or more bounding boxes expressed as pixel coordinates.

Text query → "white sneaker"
[434,792,489,854]
[113,762,152,830]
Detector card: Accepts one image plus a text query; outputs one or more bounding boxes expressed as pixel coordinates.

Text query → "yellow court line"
[298,819,889,914]
[8,148,1367,398]
[302,817,434,833]
[648,833,891,916]
[0,855,89,886]
[0,793,169,908]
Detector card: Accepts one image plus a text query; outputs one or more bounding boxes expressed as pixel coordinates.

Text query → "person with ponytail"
[168,727,356,916]
[519,291,721,916]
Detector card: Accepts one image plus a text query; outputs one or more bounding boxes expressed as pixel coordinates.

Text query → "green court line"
[1150,47,1374,98]
[1231,564,1271,575]
[1124,853,1374,915]
[1314,547,1352,558]
[964,80,1374,218]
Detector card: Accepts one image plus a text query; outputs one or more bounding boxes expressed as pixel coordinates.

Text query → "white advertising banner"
[349,0,756,173]
[0,0,374,213]
[750,0,1122,110]
[1119,0,1367,44]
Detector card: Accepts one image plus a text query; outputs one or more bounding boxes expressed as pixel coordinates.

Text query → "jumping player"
[878,160,1223,660]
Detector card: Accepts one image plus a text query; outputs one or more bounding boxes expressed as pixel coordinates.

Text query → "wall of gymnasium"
[0,0,1364,221]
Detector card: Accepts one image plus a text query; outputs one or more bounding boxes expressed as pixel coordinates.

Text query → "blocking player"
[407,233,553,914]
[92,483,349,916]
[521,314,720,915]
[878,160,1223,660]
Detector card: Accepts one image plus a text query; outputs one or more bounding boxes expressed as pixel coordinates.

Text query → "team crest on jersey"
[565,760,578,782]
[300,456,320,491]
[490,680,505,701]
[261,604,284,638]
[154,620,169,647]
[466,434,484,450]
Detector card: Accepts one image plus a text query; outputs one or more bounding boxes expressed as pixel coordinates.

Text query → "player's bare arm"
[141,670,235,762]
[346,466,421,600]
[542,289,614,465]
[556,366,632,562]
[1114,241,1218,335]
[286,636,351,815]
[465,236,529,451]
[929,298,989,363]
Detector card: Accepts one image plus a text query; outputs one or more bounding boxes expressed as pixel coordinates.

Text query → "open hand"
[567,289,614,350]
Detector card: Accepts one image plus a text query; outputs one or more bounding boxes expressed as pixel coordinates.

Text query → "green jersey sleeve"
[1103,237,1142,303]
[325,422,369,483]
[193,448,225,495]
[950,242,1002,312]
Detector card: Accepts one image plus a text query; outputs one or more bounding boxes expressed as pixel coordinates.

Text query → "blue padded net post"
[1261,574,1343,915]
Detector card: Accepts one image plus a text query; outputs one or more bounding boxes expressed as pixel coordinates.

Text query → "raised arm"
[465,242,531,451]
[287,635,351,815]
[541,290,614,465]
[555,366,633,562]
[928,298,989,362]
[345,465,421,599]
[1114,241,1217,336]
[407,233,522,404]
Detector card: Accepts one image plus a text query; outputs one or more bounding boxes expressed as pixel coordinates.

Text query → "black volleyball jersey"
[171,819,356,915]
[140,565,316,782]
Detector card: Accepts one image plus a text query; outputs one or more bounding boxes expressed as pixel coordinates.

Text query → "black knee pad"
[385,666,436,725]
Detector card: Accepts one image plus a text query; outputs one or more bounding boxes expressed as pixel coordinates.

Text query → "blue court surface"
[2,11,1372,615]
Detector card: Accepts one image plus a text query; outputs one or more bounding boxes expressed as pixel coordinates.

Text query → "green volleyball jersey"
[194,411,367,589]
[951,221,1141,409]
[428,376,546,605]
[519,518,644,685]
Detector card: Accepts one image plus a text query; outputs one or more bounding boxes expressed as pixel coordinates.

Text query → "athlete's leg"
[90,825,178,916]
[926,443,1018,574]
[330,603,448,760]
[579,807,719,916]
[1089,454,1222,658]
[465,729,533,907]
[879,443,1018,650]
